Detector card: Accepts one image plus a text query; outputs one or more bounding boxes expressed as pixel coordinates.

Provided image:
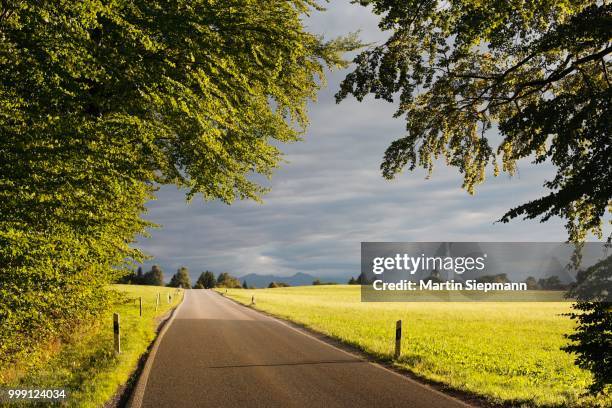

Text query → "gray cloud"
[135,1,609,281]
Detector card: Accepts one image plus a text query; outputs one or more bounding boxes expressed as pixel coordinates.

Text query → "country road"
[135,290,470,408]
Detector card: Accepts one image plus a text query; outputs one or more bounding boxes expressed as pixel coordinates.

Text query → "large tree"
[338,0,610,242]
[0,0,358,367]
[143,265,164,286]
[194,271,216,289]
[169,267,191,289]
[337,0,610,392]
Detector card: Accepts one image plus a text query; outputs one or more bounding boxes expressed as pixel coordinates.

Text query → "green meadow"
[2,285,182,408]
[221,285,610,407]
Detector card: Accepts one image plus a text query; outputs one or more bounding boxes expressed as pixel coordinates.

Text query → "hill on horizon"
[238,272,345,288]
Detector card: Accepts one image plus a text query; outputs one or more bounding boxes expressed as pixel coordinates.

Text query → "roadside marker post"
[251,295,255,305]
[167,293,170,304]
[156,293,160,312]
[113,313,121,354]
[139,296,143,317]
[394,320,402,359]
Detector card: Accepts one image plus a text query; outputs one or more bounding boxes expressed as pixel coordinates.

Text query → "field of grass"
[4,285,183,407]
[221,285,609,407]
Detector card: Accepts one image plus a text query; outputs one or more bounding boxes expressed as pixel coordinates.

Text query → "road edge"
[126,291,186,408]
[215,290,483,408]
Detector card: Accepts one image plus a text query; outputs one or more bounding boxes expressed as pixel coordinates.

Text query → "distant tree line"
[119,266,164,286]
[120,266,250,290]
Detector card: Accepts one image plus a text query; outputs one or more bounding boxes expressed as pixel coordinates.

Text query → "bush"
[268,282,290,288]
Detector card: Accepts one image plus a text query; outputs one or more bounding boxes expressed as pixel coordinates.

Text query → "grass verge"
[220,285,610,407]
[2,285,183,407]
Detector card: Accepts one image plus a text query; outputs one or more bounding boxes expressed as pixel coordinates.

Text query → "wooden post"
[113,313,121,354]
[156,293,160,312]
[251,295,255,305]
[394,320,402,359]
[139,296,143,317]
[167,292,170,304]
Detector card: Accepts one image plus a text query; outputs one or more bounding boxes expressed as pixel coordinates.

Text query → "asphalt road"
[137,290,470,408]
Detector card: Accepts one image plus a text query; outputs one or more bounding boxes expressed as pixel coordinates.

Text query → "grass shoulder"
[2,285,183,407]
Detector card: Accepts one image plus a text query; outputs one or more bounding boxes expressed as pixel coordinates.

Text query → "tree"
[242,280,248,289]
[338,1,611,392]
[143,265,164,286]
[355,273,370,285]
[169,267,191,289]
[312,279,322,285]
[194,271,216,289]
[0,1,358,367]
[216,273,242,289]
[524,277,539,290]
[338,1,610,243]
[136,267,144,284]
[348,276,357,285]
[537,276,565,290]
[117,268,135,284]
[563,255,612,393]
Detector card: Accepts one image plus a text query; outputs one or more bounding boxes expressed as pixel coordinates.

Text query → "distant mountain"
[238,272,345,288]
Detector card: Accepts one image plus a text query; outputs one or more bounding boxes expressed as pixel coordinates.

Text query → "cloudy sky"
[135,1,608,281]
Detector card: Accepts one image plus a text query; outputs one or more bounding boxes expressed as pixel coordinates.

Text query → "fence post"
[113,313,121,354]
[251,295,255,305]
[167,292,170,304]
[139,296,143,317]
[156,293,160,312]
[394,320,402,359]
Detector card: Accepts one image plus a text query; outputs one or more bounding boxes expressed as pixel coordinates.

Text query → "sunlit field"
[221,285,609,407]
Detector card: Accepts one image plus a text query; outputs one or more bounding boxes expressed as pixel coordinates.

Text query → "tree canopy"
[169,267,191,289]
[338,0,611,392]
[0,0,357,367]
[338,0,611,242]
[194,271,216,289]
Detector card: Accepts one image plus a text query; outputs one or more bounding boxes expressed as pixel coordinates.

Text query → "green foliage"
[313,279,337,285]
[142,265,164,286]
[348,276,357,285]
[339,2,610,391]
[117,265,164,286]
[216,272,242,288]
[339,1,611,242]
[268,281,290,288]
[538,276,566,290]
[524,276,539,290]
[2,285,183,407]
[168,267,191,289]
[194,271,216,289]
[563,255,612,394]
[0,0,358,370]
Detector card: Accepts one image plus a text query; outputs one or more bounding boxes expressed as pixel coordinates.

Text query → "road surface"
[136,290,470,408]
